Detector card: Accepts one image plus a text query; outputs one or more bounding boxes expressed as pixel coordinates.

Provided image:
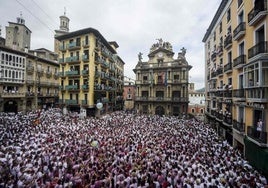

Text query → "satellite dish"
[96,102,103,109]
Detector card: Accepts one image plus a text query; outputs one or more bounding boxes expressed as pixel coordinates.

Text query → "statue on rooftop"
[138,52,143,62]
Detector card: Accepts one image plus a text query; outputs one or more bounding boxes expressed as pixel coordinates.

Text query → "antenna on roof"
[64,7,66,16]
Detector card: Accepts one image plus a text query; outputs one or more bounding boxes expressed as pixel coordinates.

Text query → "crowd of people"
[0,108,267,188]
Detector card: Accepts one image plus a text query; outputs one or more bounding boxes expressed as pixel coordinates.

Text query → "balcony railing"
[233,89,245,98]
[68,41,80,49]
[81,100,88,105]
[224,34,232,49]
[233,119,245,133]
[211,51,217,61]
[215,111,223,121]
[135,97,187,102]
[65,70,79,76]
[233,54,246,68]
[248,0,268,26]
[82,85,89,90]
[82,55,89,61]
[217,67,223,75]
[1,92,25,98]
[65,85,79,90]
[224,62,232,73]
[218,45,223,56]
[82,70,89,75]
[65,99,78,105]
[247,126,267,145]
[233,22,246,41]
[65,56,79,63]
[248,41,268,59]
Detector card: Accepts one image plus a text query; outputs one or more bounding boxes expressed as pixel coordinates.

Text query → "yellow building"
[203,0,268,176]
[55,27,124,117]
[133,39,192,116]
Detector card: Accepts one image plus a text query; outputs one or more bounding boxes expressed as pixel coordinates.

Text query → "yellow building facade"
[203,0,268,176]
[55,28,124,117]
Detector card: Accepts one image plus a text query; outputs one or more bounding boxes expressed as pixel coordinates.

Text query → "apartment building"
[54,16,124,117]
[0,16,59,113]
[203,0,268,176]
[133,39,192,116]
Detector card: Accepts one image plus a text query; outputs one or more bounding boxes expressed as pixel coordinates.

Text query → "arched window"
[201,109,204,114]
[191,108,195,113]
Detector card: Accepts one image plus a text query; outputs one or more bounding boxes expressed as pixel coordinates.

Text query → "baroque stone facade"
[133,39,192,116]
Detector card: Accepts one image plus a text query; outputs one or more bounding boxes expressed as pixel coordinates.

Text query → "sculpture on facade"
[138,52,143,62]
[150,38,173,52]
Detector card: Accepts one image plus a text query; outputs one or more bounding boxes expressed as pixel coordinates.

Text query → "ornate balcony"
[248,41,268,60]
[233,22,246,41]
[233,54,246,68]
[248,0,268,26]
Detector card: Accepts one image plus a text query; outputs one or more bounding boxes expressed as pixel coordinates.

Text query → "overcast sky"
[0,0,221,89]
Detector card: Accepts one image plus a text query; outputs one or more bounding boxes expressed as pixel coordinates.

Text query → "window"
[127,94,132,99]
[143,76,148,81]
[238,0,243,7]
[227,8,231,22]
[174,74,179,80]
[85,35,89,45]
[214,31,216,41]
[227,26,232,35]
[227,51,232,63]
[238,11,244,23]
[239,42,244,55]
[191,109,195,113]
[219,22,222,33]
[228,77,232,85]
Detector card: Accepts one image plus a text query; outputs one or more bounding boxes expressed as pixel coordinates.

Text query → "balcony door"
[255,25,265,44]
[238,106,244,123]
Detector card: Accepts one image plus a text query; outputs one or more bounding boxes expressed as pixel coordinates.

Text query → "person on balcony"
[257,119,263,139]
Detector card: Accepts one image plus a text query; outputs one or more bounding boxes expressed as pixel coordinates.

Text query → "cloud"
[0,0,221,90]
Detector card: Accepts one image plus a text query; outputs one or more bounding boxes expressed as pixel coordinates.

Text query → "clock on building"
[158,52,163,58]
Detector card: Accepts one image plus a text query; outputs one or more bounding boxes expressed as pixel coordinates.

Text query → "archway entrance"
[4,100,18,113]
[155,106,165,116]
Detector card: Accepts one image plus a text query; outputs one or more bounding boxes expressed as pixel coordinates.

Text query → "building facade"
[203,0,268,176]
[133,39,192,116]
[0,16,59,113]
[55,26,124,117]
[188,83,205,119]
[123,77,135,111]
